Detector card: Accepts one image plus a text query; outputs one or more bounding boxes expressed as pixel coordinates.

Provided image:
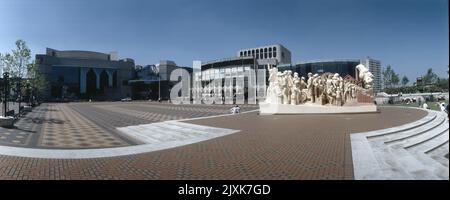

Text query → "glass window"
[240,52,243,57]
[264,48,267,52]
[273,47,276,51]
[273,51,277,58]
[244,51,247,56]
[252,50,255,56]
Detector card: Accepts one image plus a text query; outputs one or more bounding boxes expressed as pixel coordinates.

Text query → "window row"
[239,47,277,59]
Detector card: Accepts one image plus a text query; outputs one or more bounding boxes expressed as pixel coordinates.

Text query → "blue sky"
[0,0,448,80]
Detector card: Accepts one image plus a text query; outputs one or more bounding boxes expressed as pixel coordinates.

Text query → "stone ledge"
[259,102,377,115]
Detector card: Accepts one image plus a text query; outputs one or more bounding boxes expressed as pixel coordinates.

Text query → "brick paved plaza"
[0,102,426,180]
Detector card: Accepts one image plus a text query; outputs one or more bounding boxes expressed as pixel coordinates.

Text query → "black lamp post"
[16,81,21,114]
[2,72,9,117]
[26,80,31,106]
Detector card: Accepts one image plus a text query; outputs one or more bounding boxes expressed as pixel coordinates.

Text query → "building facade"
[36,48,135,101]
[278,59,361,79]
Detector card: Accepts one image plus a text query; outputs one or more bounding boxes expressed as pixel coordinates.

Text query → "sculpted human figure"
[285,70,294,104]
[356,64,374,89]
[336,86,342,106]
[291,81,300,105]
[326,74,335,105]
[276,72,285,104]
[317,78,326,105]
[311,74,320,103]
[290,72,302,105]
[300,76,306,90]
[265,65,279,103]
[307,73,314,102]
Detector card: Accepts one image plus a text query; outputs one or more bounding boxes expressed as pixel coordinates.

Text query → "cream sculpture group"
[264,64,374,107]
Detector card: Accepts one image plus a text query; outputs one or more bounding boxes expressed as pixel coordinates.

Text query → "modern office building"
[200,56,268,103]
[35,48,135,101]
[237,44,291,65]
[360,57,382,93]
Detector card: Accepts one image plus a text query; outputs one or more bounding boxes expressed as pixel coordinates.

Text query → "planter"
[23,106,32,112]
[0,116,14,128]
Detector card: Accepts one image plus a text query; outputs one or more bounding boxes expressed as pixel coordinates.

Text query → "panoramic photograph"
[0,0,448,193]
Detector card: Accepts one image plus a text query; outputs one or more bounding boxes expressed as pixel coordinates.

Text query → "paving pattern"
[0,102,258,149]
[38,104,128,149]
[0,105,428,180]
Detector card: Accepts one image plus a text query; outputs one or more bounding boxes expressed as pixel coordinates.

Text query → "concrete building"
[237,44,291,65]
[360,57,382,93]
[35,48,135,101]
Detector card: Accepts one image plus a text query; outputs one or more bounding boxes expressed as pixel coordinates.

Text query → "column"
[93,68,103,90]
[106,69,114,87]
[80,68,88,94]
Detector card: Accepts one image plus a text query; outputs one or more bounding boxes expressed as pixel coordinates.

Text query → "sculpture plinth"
[260,64,377,115]
[259,102,377,115]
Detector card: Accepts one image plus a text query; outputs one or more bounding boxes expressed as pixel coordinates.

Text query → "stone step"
[407,149,449,179]
[427,142,449,168]
[381,113,446,144]
[388,147,441,180]
[393,122,449,149]
[365,111,437,138]
[370,144,415,180]
[408,131,449,154]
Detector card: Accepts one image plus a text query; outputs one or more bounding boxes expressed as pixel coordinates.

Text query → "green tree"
[391,73,400,87]
[1,40,46,103]
[382,65,394,88]
[401,76,409,86]
[422,68,439,85]
[27,61,48,100]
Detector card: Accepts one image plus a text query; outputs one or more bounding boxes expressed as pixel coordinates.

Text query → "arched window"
[244,51,247,56]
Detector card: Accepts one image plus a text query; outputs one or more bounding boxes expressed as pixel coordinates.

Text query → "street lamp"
[16,81,21,115]
[2,72,9,117]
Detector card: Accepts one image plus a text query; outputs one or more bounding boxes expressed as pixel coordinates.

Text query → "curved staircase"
[351,108,449,180]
